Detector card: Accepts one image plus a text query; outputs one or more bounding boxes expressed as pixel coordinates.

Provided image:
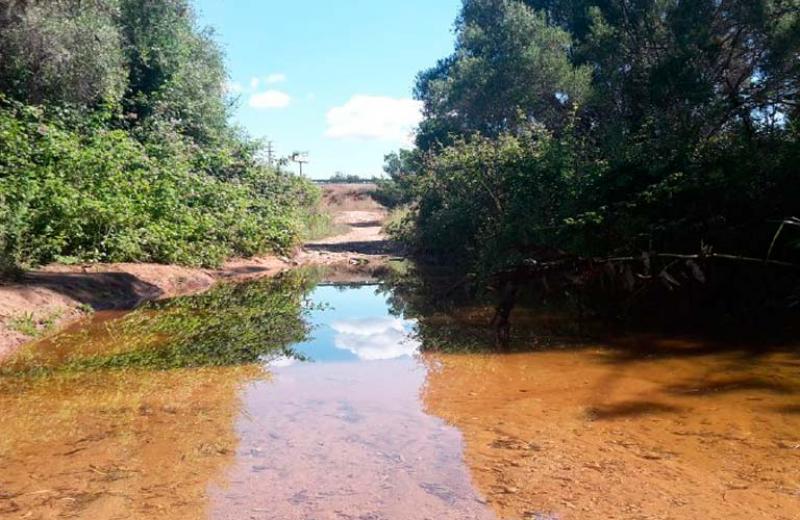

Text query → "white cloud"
[265,73,287,84]
[330,317,419,361]
[249,90,291,109]
[324,95,422,145]
[249,77,260,90]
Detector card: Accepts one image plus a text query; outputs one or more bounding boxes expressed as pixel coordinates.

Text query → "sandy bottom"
[2,341,798,519]
[210,360,494,520]
[0,366,263,519]
[422,342,800,520]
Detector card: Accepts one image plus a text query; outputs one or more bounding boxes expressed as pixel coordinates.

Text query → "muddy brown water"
[1,279,799,519]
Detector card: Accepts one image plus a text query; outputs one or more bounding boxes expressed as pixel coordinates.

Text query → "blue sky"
[194,0,460,179]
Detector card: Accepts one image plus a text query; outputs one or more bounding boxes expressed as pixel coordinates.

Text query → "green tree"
[0,0,126,107]
[118,0,230,146]
[415,0,591,148]
[395,0,800,280]
[0,0,319,270]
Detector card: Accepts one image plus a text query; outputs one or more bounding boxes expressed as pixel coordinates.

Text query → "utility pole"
[290,151,309,177]
[265,140,275,167]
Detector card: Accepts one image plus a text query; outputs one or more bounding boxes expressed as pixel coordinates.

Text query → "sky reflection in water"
[213,284,495,519]
[282,284,420,364]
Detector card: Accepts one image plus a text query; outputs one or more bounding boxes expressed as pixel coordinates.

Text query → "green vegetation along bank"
[377,0,800,321]
[0,0,319,273]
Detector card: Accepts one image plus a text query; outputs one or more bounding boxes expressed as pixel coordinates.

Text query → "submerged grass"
[1,269,321,376]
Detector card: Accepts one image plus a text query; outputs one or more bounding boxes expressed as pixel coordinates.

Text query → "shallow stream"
[1,271,799,519]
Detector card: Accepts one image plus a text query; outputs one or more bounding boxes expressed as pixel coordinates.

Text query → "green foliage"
[302,212,347,241]
[406,125,601,274]
[0,1,318,270]
[392,0,800,279]
[7,313,40,338]
[415,0,591,147]
[0,98,316,267]
[0,0,127,107]
[325,172,375,183]
[371,150,422,208]
[118,0,231,146]
[382,206,416,248]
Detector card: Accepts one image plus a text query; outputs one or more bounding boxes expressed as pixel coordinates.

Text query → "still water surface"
[1,277,799,519]
[210,284,494,519]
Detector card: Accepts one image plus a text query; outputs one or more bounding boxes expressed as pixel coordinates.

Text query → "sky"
[194,0,461,179]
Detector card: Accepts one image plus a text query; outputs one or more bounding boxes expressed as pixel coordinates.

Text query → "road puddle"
[1,272,799,519]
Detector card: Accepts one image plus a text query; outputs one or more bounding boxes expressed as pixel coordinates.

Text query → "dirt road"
[300,183,399,263]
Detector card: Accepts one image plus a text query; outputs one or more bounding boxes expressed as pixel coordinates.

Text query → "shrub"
[0,98,317,268]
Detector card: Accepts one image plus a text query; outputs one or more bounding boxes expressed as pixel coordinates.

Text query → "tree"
[0,0,126,107]
[118,0,230,145]
[0,0,319,269]
[415,0,591,149]
[394,0,800,279]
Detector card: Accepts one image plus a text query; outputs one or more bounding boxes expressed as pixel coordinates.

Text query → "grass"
[8,310,62,338]
[302,209,349,241]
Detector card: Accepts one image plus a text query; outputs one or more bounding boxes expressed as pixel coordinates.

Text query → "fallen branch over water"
[599,252,800,270]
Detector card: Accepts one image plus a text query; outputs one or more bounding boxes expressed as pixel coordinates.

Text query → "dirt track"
[0,184,393,359]
[300,183,400,262]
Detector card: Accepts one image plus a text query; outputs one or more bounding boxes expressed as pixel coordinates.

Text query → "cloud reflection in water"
[330,317,419,360]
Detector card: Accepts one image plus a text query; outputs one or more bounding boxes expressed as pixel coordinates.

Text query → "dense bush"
[0,99,314,267]
[0,0,318,269]
[408,126,600,274]
[388,0,800,278]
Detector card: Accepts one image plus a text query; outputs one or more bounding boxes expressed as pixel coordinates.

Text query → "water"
[210,284,494,519]
[1,272,799,519]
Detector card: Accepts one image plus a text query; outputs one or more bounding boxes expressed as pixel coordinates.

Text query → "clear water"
[274,284,419,364]
[212,284,495,518]
[2,276,799,519]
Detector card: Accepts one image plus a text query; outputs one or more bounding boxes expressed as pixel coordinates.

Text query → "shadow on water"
[662,376,796,396]
[387,263,800,519]
[378,261,800,360]
[775,404,800,415]
[584,400,685,421]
